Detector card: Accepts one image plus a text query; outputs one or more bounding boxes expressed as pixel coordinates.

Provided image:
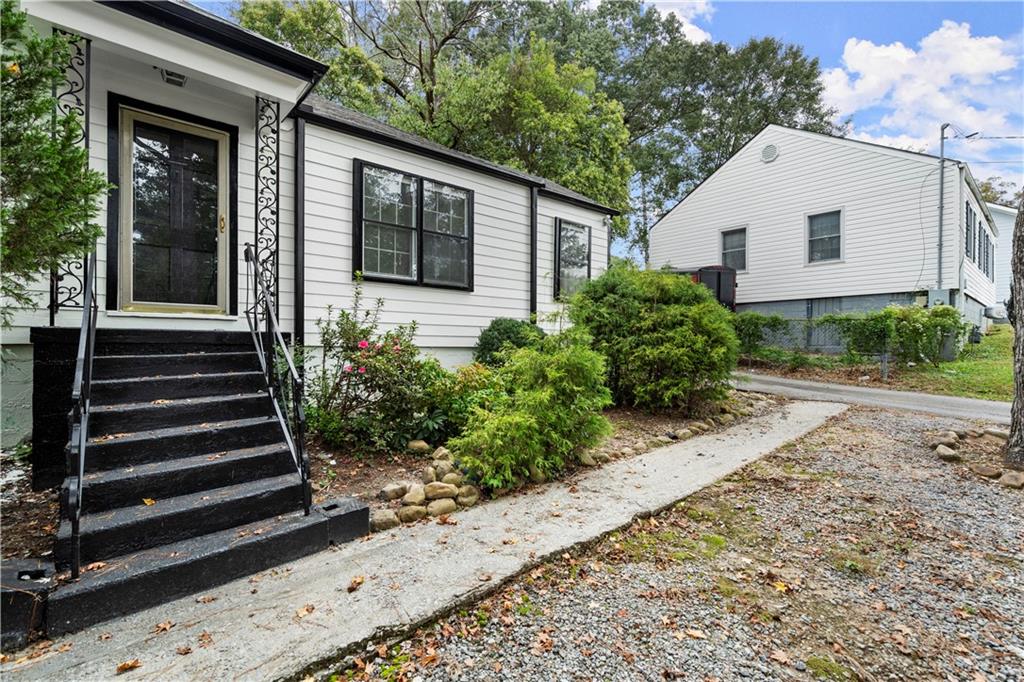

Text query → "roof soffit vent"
[761,144,779,163]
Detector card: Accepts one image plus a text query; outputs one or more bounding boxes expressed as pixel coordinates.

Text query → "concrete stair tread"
[92,369,264,384]
[82,443,293,488]
[97,351,257,361]
[90,392,268,415]
[87,415,279,444]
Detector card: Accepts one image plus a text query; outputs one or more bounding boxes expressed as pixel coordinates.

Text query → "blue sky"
[658,1,1024,190]
[202,0,1023,191]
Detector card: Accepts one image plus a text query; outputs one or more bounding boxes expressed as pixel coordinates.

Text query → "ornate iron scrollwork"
[49,31,91,325]
[255,96,281,308]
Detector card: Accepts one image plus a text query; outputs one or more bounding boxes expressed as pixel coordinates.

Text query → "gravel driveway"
[347,408,1023,681]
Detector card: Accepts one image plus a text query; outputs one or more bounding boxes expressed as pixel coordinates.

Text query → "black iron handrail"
[243,243,310,515]
[68,250,98,579]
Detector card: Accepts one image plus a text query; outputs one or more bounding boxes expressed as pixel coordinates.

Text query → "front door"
[120,108,229,313]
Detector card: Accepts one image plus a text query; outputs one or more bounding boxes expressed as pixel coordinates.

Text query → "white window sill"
[106,311,240,321]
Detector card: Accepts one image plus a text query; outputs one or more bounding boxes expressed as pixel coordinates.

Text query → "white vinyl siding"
[649,125,964,305]
[990,204,1016,304]
[961,183,996,307]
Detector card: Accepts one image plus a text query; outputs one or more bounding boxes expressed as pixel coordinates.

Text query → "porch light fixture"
[157,67,188,87]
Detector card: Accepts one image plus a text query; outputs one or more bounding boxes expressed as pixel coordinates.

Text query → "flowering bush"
[306,279,442,452]
[450,328,612,490]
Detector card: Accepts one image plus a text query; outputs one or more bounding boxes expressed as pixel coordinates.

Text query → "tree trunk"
[1007,199,1024,468]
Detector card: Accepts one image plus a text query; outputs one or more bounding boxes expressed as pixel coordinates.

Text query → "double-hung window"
[807,210,842,263]
[555,218,591,298]
[721,228,747,271]
[965,203,974,261]
[356,159,473,289]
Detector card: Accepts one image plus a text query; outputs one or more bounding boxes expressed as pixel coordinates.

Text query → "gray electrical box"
[926,289,952,307]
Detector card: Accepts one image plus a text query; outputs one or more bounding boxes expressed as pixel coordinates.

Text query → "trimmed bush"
[818,304,968,365]
[451,328,612,490]
[568,263,739,410]
[473,317,545,366]
[733,311,790,355]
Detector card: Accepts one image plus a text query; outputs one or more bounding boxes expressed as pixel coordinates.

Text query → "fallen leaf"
[294,604,315,619]
[176,646,192,656]
[116,659,142,674]
[347,576,365,593]
[99,633,112,641]
[142,498,156,506]
[83,562,107,572]
[57,642,73,653]
[151,620,175,634]
[685,629,706,640]
[195,595,216,604]
[769,650,791,665]
[436,515,457,526]
[198,631,213,648]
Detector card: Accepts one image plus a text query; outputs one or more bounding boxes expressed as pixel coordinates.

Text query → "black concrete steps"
[55,474,304,567]
[91,370,265,404]
[92,351,259,379]
[47,501,368,636]
[89,393,272,435]
[77,443,295,513]
[85,416,285,471]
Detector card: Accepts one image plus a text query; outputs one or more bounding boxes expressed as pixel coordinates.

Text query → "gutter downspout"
[937,122,950,291]
[529,188,538,320]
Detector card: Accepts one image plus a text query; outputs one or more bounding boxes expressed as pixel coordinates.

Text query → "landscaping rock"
[970,463,1003,479]
[432,446,452,461]
[929,437,958,449]
[433,460,455,479]
[620,447,635,457]
[456,485,480,507]
[579,451,598,467]
[397,505,427,523]
[675,429,693,440]
[370,509,400,532]
[997,471,1024,489]
[424,481,459,499]
[407,439,431,454]
[380,482,408,501]
[441,472,463,486]
[427,498,457,516]
[421,467,437,484]
[654,435,674,446]
[935,444,961,462]
[983,427,1010,441]
[592,451,611,464]
[942,430,959,441]
[717,413,736,425]
[402,484,426,506]
[528,463,546,484]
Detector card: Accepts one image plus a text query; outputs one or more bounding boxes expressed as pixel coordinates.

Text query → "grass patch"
[805,654,855,680]
[892,324,1014,401]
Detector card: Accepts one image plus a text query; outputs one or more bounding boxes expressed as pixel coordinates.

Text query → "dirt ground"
[347,407,1023,682]
[0,452,59,560]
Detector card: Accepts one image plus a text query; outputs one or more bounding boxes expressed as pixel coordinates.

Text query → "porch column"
[48,31,90,325]
[255,95,281,308]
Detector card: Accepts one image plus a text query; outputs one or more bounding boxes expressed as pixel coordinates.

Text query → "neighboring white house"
[0,0,614,446]
[648,124,1000,343]
[989,202,1018,307]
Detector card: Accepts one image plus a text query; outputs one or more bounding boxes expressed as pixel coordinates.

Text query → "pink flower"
[392,344,401,352]
[343,364,353,373]
[374,343,382,350]
[357,340,369,349]
[357,366,366,374]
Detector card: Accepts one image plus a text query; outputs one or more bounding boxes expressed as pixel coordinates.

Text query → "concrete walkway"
[3,401,845,681]
[733,372,1010,424]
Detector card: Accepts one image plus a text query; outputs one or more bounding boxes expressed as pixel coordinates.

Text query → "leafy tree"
[235,0,382,112]
[1,1,109,325]
[977,176,1022,207]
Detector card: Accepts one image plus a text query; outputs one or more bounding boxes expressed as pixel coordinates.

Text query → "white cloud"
[822,21,1023,185]
[651,1,714,43]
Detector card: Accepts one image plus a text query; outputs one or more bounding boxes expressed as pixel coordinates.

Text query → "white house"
[0,0,615,635]
[989,202,1018,307]
[649,124,1000,342]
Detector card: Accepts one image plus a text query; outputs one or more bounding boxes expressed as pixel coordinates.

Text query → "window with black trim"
[355,159,474,290]
[721,228,746,271]
[965,203,974,260]
[555,218,591,298]
[807,210,841,263]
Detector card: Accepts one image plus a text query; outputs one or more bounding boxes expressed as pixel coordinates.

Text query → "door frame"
[106,93,239,314]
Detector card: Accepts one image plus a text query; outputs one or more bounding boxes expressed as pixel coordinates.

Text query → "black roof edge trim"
[537,188,619,217]
[97,1,327,82]
[297,105,545,189]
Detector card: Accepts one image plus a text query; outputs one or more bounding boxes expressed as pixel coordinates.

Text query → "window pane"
[723,249,746,271]
[424,181,469,237]
[808,211,841,239]
[722,229,745,251]
[558,221,589,296]
[423,233,468,286]
[809,235,841,262]
[363,166,416,227]
[362,222,416,279]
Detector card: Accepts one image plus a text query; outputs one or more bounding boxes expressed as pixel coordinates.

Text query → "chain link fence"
[759,318,845,354]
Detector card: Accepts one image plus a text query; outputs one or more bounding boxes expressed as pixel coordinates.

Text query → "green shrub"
[415,362,502,444]
[818,304,968,365]
[450,328,612,490]
[473,317,545,366]
[305,278,441,452]
[733,312,790,355]
[568,263,739,410]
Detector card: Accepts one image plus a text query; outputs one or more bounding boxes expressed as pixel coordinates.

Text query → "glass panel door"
[121,109,229,313]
